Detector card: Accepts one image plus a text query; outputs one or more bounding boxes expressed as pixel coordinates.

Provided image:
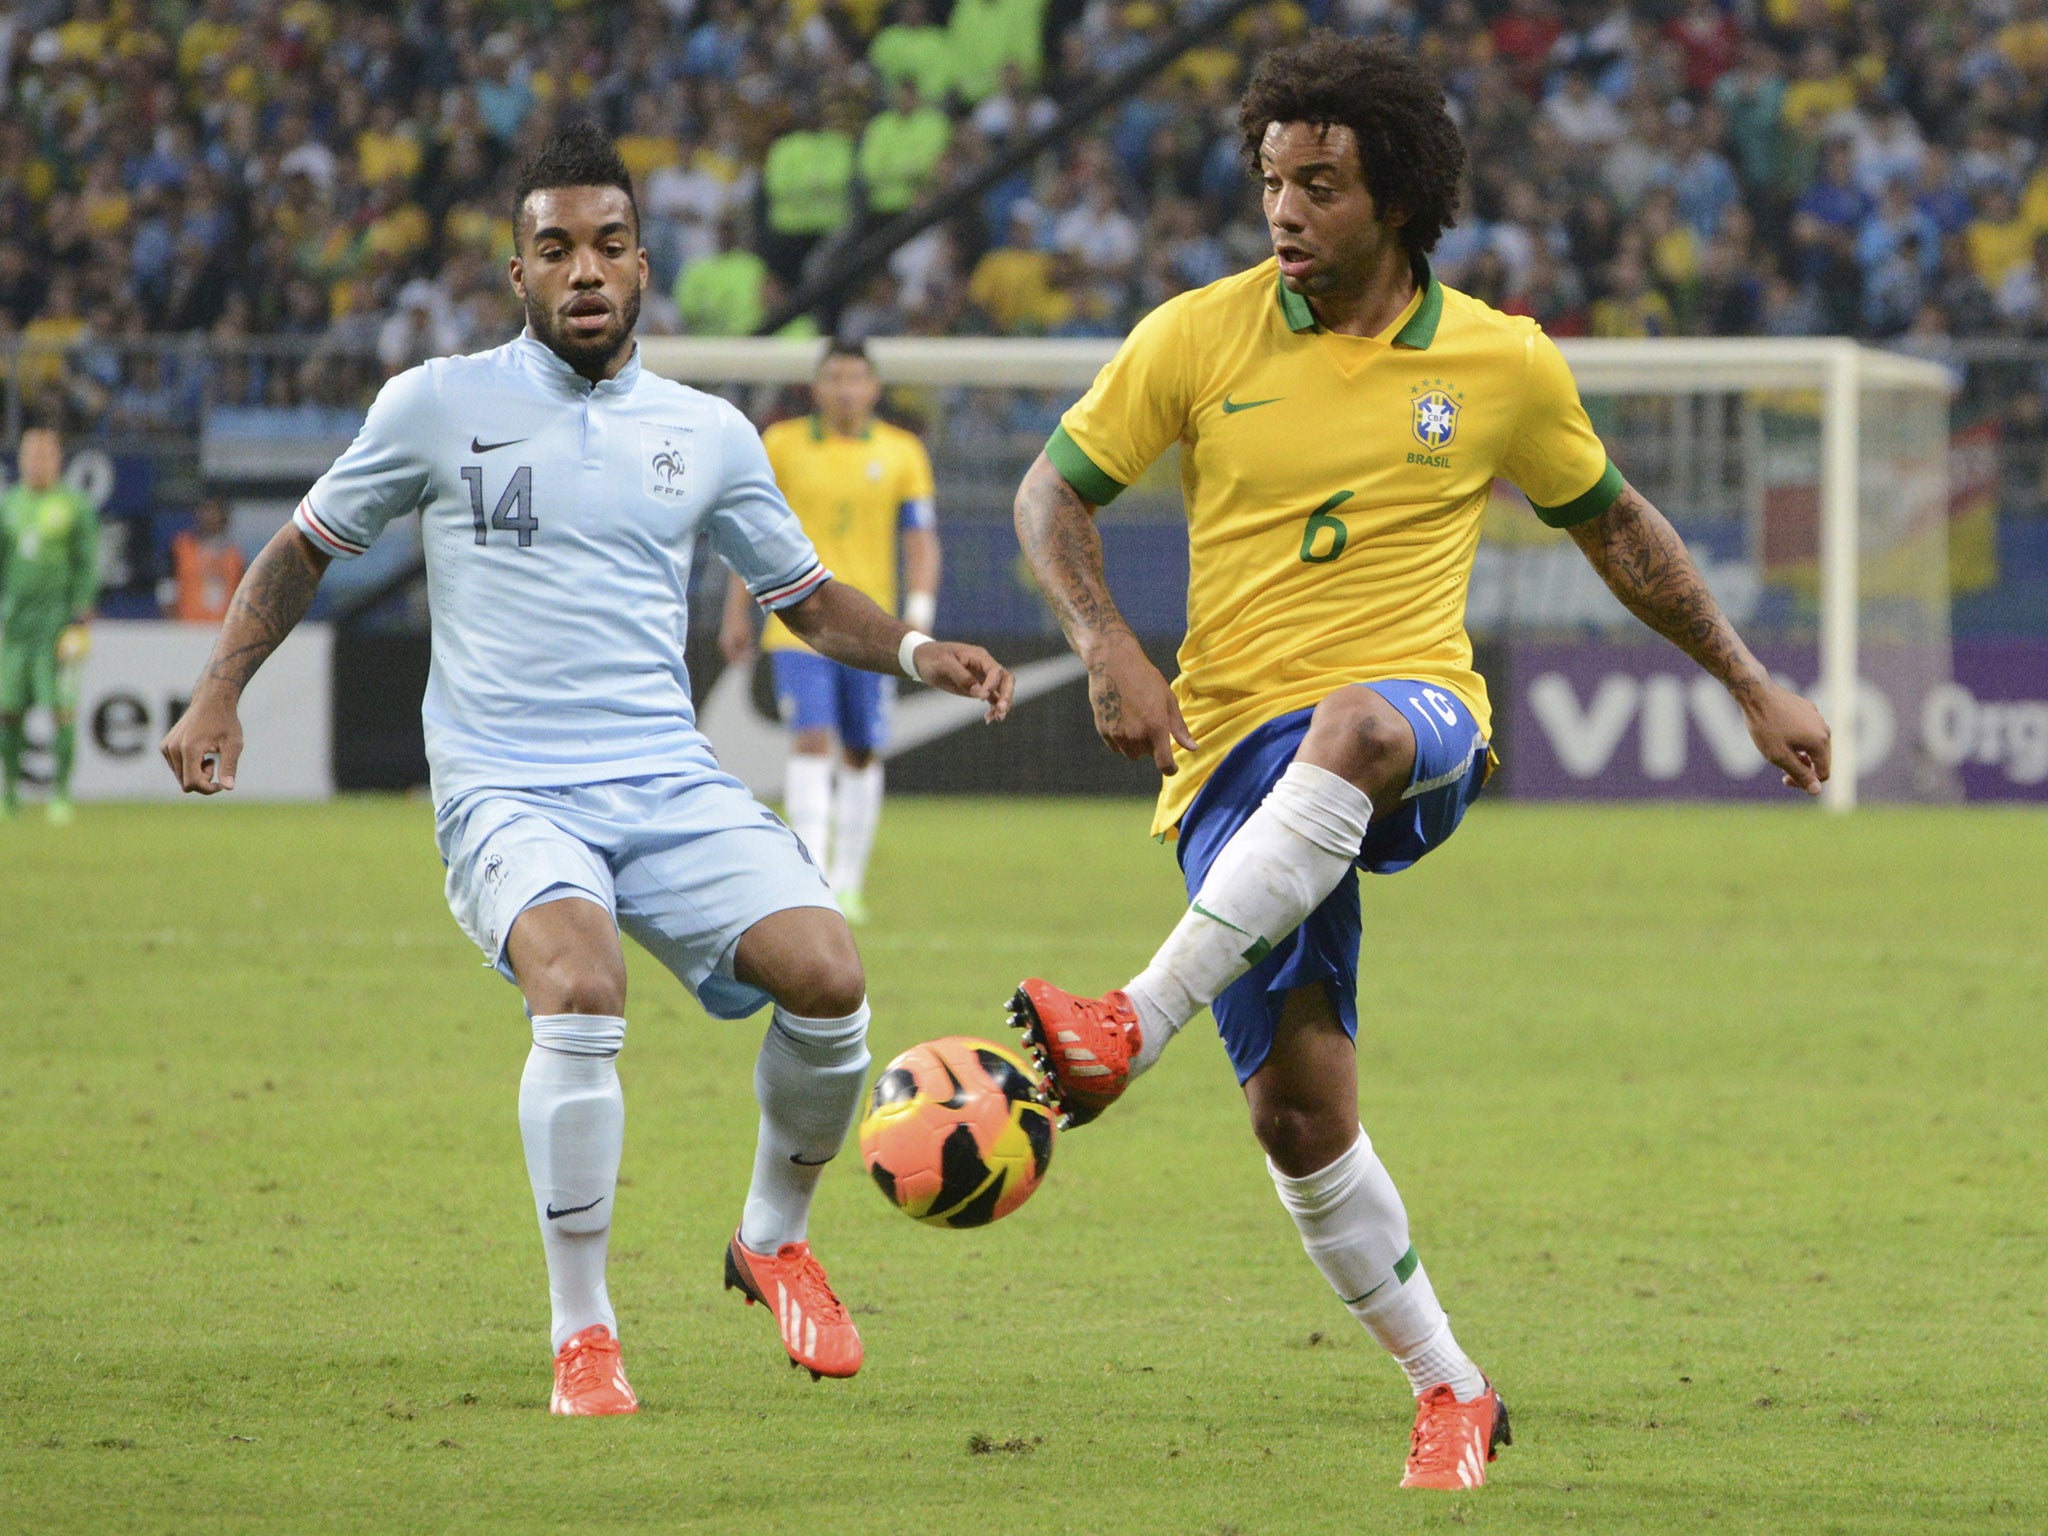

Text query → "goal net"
[641,334,1954,811]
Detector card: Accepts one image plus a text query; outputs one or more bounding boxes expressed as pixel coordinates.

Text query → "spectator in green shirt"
[673,217,826,339]
[947,0,1047,103]
[673,214,770,336]
[870,0,954,104]
[761,101,858,284]
[859,79,953,217]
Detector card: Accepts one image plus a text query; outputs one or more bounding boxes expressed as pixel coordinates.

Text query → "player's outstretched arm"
[1567,481,1830,794]
[160,524,331,794]
[1013,452,1195,774]
[778,578,1013,723]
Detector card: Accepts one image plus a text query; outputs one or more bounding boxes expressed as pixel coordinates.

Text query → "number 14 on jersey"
[462,464,539,548]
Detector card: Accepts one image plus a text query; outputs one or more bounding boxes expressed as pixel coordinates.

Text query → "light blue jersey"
[294,336,829,807]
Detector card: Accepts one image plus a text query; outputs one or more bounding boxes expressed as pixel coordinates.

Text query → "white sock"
[783,753,833,871]
[1125,762,1372,1078]
[1269,1129,1486,1401]
[740,1001,872,1251]
[519,1013,626,1352]
[827,761,884,897]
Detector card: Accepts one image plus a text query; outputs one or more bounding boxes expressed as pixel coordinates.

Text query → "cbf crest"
[639,422,691,499]
[1411,384,1461,451]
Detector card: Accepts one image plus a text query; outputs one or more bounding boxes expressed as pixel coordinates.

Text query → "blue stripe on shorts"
[1175,682,1490,1084]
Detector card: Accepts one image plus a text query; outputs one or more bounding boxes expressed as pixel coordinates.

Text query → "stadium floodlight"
[643,334,1955,812]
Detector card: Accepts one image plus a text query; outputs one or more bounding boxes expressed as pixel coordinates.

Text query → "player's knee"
[1306,689,1411,799]
[527,953,627,1018]
[773,933,866,1019]
[1251,1098,1354,1179]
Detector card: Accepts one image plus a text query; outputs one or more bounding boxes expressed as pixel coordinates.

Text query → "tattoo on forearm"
[1568,485,1766,701]
[1015,463,1133,650]
[201,535,325,693]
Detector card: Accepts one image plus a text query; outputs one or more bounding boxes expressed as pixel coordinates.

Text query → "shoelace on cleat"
[779,1248,851,1327]
[1407,1387,1478,1474]
[558,1335,622,1399]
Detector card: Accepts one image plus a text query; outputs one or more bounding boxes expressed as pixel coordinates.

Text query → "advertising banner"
[9,621,334,801]
[1505,639,2048,802]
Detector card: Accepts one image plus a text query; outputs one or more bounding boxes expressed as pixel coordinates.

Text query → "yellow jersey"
[762,414,936,652]
[1049,257,1620,837]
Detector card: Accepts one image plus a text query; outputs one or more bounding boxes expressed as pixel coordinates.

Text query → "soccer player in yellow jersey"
[1006,37,1831,1491]
[721,339,941,923]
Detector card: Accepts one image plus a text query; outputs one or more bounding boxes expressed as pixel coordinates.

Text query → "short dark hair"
[512,119,639,247]
[1237,34,1465,260]
[820,336,872,369]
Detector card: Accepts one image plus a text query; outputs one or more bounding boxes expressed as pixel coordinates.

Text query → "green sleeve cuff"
[1532,458,1624,528]
[1045,425,1126,506]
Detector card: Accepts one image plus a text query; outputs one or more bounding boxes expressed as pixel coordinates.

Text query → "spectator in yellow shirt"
[1590,253,1675,337]
[968,206,1074,333]
[1966,184,2035,289]
[177,0,242,78]
[614,96,682,185]
[357,102,423,189]
[1780,40,1855,136]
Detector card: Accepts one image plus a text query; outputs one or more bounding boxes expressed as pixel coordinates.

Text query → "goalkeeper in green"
[1,428,98,822]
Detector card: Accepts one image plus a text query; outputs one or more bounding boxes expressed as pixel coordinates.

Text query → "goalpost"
[641,334,1955,812]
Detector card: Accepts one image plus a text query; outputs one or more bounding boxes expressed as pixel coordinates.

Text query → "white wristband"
[903,590,937,632]
[898,629,934,681]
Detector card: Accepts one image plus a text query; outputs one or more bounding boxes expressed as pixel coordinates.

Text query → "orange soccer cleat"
[1401,1381,1511,1490]
[723,1233,862,1380]
[1006,979,1141,1128]
[549,1324,639,1416]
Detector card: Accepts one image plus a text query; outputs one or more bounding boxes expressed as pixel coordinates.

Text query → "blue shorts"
[1176,682,1491,1084]
[771,650,889,754]
[435,772,837,1019]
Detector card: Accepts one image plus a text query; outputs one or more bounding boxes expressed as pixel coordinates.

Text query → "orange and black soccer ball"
[857,1037,1057,1228]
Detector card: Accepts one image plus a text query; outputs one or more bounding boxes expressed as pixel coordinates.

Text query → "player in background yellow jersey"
[1007,37,1830,1492]
[721,339,941,924]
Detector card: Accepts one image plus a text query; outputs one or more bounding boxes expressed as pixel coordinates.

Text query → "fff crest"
[1412,389,1459,450]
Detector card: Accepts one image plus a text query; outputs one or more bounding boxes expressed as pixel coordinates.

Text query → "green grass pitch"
[2,796,2043,1534]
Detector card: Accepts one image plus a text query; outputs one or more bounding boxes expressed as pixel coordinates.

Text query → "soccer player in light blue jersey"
[160,123,1013,1414]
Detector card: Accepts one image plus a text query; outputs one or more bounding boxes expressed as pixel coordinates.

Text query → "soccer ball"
[858,1037,1057,1228]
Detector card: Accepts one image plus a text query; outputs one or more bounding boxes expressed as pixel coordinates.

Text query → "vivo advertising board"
[8,622,333,801]
[1506,640,2048,803]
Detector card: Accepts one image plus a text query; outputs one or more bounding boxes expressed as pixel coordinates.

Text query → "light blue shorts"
[435,772,838,1019]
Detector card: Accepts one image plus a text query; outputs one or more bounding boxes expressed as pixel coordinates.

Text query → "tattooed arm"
[1014,452,1195,773]
[1568,480,1832,793]
[160,525,331,794]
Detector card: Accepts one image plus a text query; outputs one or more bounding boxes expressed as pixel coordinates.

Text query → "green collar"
[809,413,873,442]
[1276,256,1442,348]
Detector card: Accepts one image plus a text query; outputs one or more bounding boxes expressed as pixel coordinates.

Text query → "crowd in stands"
[10,0,2048,438]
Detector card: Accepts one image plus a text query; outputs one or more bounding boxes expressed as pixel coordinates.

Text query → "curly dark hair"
[1237,34,1465,260]
[512,119,639,248]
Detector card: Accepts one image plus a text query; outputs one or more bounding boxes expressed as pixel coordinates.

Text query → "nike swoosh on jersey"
[545,1195,605,1220]
[1221,394,1283,413]
[471,435,531,453]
